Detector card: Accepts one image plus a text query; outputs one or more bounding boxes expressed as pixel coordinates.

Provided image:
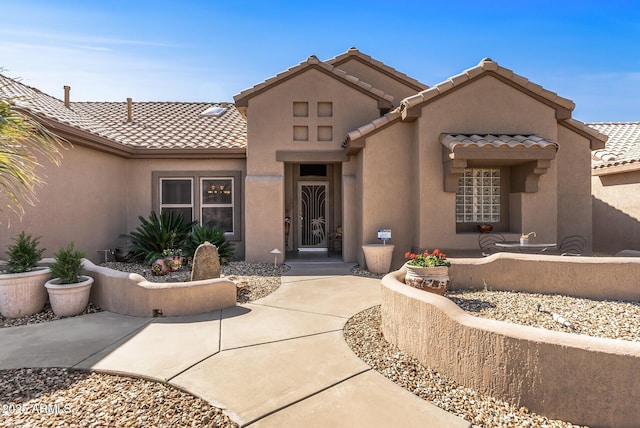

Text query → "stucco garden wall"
[0,145,128,264]
[592,170,640,254]
[381,256,640,427]
[83,259,236,317]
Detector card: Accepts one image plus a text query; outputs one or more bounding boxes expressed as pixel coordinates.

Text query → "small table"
[495,242,557,253]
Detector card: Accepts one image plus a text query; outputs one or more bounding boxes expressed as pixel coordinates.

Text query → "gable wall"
[331,58,422,102]
[244,68,383,262]
[354,74,583,266]
[415,75,559,250]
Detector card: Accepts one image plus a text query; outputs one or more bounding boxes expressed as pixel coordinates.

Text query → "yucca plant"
[183,224,234,264]
[122,211,197,264]
[4,231,45,273]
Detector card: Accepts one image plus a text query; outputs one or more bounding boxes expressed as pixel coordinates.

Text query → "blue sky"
[2,0,639,122]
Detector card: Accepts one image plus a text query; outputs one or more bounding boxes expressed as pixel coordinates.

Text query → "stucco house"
[0,48,609,269]
[589,122,640,254]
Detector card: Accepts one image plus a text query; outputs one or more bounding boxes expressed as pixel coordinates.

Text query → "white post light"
[270,248,282,267]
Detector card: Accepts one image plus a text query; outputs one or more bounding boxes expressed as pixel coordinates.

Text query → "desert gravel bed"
[1,261,287,427]
[447,289,640,341]
[3,263,635,427]
[0,368,238,428]
[343,305,585,428]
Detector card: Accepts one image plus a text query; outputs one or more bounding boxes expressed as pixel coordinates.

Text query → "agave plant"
[182,224,234,264]
[122,211,196,264]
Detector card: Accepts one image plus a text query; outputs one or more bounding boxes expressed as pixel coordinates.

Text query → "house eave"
[592,162,640,176]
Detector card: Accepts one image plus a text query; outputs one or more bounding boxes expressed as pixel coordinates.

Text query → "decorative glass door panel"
[298,182,328,250]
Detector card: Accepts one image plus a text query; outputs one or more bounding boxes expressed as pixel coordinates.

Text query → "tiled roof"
[589,122,640,170]
[0,74,247,152]
[401,58,575,114]
[72,102,246,150]
[326,47,428,91]
[234,55,394,110]
[345,58,606,150]
[441,134,558,151]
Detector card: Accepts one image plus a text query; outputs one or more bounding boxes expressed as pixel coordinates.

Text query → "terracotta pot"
[477,224,493,233]
[0,267,51,318]
[151,258,169,275]
[361,244,395,274]
[404,263,450,295]
[45,275,93,317]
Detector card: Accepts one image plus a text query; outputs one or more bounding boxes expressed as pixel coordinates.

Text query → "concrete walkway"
[0,262,469,427]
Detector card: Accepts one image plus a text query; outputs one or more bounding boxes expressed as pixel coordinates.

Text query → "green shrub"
[5,231,45,273]
[183,224,234,264]
[122,211,197,264]
[50,242,85,284]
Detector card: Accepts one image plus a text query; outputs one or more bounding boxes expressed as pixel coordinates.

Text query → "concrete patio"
[0,261,469,427]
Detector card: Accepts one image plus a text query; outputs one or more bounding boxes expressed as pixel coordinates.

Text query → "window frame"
[159,177,194,222]
[152,170,242,241]
[200,177,235,234]
[455,167,510,233]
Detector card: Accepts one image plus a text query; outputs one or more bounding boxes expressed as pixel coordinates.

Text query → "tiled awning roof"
[441,134,558,193]
[588,122,640,172]
[441,134,557,151]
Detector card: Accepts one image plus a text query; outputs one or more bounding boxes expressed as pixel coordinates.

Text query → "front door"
[298,182,328,251]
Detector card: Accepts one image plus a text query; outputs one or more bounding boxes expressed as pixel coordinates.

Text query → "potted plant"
[403,249,451,295]
[0,232,51,318]
[45,242,93,317]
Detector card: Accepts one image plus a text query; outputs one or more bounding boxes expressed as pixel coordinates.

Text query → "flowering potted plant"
[403,249,451,295]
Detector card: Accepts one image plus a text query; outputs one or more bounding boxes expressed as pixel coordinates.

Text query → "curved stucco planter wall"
[381,259,640,428]
[40,259,236,317]
[448,252,640,301]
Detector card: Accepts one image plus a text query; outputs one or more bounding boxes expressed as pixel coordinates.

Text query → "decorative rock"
[190,242,221,281]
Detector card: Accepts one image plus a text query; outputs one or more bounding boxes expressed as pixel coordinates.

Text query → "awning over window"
[441,134,558,193]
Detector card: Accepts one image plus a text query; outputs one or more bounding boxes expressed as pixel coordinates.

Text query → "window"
[456,169,501,223]
[160,178,193,221]
[201,178,234,233]
[153,171,242,240]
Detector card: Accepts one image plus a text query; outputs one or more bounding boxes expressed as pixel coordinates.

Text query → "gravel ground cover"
[1,261,287,427]
[343,305,585,428]
[3,263,635,427]
[447,289,640,341]
[0,368,238,428]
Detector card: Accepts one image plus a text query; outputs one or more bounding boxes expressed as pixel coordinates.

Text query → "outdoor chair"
[478,232,505,256]
[558,235,586,256]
